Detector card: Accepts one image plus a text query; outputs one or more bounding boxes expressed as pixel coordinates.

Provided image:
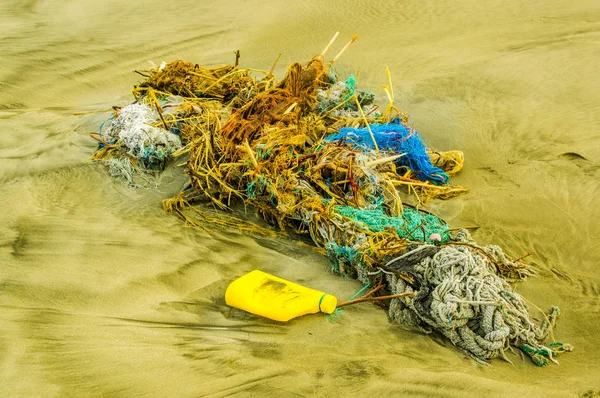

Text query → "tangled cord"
[102,103,182,168]
[385,230,572,365]
[307,204,570,365]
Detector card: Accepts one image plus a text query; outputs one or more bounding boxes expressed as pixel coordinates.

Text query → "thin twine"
[348,282,372,301]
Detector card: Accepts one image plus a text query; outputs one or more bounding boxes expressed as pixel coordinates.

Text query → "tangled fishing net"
[102,103,182,167]
[316,75,376,118]
[325,123,449,183]
[90,35,571,366]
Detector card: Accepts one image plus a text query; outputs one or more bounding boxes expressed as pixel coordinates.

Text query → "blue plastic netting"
[325,123,448,183]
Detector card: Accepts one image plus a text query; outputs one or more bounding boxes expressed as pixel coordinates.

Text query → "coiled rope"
[385,230,572,365]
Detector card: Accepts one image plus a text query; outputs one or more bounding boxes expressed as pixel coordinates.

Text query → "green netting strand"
[333,206,450,243]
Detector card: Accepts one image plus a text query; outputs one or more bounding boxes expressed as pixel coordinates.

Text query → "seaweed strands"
[135,58,260,108]
[90,55,263,180]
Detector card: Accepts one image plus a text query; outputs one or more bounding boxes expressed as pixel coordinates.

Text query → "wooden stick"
[134,70,151,78]
[282,102,298,115]
[391,179,447,189]
[448,226,480,231]
[243,139,259,169]
[337,291,416,307]
[365,154,405,167]
[320,94,353,118]
[155,102,169,130]
[320,31,340,59]
[354,94,379,152]
[406,220,426,240]
[386,66,394,100]
[148,89,169,130]
[332,34,359,64]
[514,252,533,262]
[268,53,281,76]
[362,283,384,298]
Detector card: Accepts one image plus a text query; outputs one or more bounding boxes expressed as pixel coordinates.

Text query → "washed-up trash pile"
[91,34,571,366]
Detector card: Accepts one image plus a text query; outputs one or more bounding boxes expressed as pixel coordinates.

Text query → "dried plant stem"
[269,53,281,76]
[320,31,340,59]
[332,34,359,63]
[391,179,447,189]
[365,154,405,167]
[448,226,480,231]
[354,94,379,152]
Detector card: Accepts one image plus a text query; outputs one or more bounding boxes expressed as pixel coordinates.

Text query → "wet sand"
[1,0,599,396]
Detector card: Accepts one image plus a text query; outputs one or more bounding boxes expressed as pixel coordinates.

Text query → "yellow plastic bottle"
[225,270,338,322]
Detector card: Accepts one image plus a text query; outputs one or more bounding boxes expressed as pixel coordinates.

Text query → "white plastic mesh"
[102,103,182,167]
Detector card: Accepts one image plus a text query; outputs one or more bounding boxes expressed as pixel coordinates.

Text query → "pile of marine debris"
[91,34,571,366]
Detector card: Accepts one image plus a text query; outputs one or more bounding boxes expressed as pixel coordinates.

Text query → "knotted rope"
[385,230,572,365]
